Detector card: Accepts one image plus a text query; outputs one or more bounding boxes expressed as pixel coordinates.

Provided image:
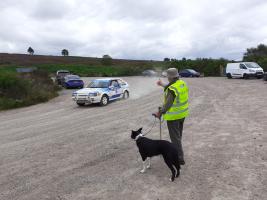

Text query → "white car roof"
[94,78,123,81]
[227,62,254,64]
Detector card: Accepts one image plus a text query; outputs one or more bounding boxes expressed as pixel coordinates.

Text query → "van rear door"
[229,64,240,77]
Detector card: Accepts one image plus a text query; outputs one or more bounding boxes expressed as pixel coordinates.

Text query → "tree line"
[27,47,69,57]
[163,44,267,76]
[27,47,112,65]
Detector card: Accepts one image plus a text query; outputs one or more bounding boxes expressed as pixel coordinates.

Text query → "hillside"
[0,53,164,68]
[0,53,166,77]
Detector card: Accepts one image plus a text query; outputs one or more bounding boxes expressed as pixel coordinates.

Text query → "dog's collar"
[135,134,143,141]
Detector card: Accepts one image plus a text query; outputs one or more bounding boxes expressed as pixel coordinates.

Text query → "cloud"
[30,0,73,20]
[0,0,267,60]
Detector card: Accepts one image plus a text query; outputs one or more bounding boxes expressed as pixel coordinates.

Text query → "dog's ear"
[138,127,143,133]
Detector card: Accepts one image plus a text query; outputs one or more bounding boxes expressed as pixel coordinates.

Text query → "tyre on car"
[226,73,232,79]
[243,73,249,79]
[123,91,129,99]
[100,95,109,106]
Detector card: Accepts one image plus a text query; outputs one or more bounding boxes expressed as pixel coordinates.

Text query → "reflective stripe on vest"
[166,107,189,115]
[169,86,179,95]
[172,100,188,107]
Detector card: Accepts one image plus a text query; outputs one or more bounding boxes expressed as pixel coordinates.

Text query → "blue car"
[63,75,84,89]
[179,69,200,77]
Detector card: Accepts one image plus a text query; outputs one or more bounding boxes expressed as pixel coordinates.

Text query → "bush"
[0,72,30,99]
[101,55,112,66]
[0,70,60,110]
[169,58,228,76]
[257,58,267,71]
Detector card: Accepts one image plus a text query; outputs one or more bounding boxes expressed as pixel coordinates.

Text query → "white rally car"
[72,78,130,106]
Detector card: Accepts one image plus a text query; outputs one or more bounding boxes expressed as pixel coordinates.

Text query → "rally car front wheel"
[123,91,129,99]
[100,95,109,106]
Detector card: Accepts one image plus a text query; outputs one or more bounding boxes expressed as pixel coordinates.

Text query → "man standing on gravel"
[153,68,189,165]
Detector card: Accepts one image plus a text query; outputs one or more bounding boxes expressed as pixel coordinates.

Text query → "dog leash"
[142,117,157,136]
[151,111,164,139]
[143,115,164,137]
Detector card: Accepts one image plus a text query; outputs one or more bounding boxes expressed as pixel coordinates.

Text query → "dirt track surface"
[0,77,266,200]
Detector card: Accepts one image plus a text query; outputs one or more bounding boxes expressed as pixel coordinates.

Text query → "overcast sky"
[0,0,267,60]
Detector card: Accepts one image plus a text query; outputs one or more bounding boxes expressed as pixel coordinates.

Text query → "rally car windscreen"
[87,80,110,88]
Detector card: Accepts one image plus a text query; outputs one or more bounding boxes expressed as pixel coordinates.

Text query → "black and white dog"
[131,128,181,181]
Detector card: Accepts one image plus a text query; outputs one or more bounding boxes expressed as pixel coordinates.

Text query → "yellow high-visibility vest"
[163,80,189,120]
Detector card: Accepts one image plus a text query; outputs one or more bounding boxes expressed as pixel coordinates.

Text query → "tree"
[103,54,112,59]
[27,47,34,55]
[164,58,170,62]
[101,54,112,65]
[243,44,267,61]
[61,49,69,56]
[243,44,267,71]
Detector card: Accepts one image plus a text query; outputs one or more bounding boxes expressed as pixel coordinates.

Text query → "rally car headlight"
[72,92,77,96]
[88,92,100,97]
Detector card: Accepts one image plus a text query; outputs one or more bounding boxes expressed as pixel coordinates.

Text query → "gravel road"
[0,77,266,200]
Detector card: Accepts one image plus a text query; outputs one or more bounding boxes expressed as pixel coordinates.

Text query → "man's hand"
[156,79,165,87]
[152,111,161,119]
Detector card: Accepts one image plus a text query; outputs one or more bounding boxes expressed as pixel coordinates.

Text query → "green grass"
[0,65,18,74]
[35,64,152,77]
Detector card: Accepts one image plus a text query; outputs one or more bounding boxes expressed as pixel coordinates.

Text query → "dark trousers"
[167,118,185,161]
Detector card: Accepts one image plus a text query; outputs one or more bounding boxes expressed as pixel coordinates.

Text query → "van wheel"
[226,73,232,79]
[243,74,249,79]
[123,91,129,99]
[100,95,109,106]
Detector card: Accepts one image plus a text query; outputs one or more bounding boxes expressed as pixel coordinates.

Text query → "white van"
[226,62,264,79]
